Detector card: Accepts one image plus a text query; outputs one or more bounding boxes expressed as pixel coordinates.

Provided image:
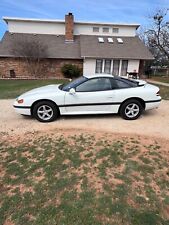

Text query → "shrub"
[61,64,82,79]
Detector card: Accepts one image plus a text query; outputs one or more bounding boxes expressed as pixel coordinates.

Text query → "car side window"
[110,78,118,89]
[76,78,112,92]
[115,79,131,89]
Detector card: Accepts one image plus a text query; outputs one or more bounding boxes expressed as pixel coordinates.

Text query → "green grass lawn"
[0,79,68,99]
[0,79,169,100]
[158,85,169,100]
[148,83,169,100]
[150,76,169,83]
[0,133,169,225]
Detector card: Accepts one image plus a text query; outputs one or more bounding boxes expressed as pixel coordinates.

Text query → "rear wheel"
[119,99,143,120]
[32,101,59,122]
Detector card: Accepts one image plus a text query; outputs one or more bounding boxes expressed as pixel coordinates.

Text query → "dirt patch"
[1,129,169,224]
[1,128,169,158]
[0,100,169,139]
[3,220,15,225]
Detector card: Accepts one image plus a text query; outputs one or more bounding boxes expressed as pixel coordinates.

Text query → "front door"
[64,77,116,114]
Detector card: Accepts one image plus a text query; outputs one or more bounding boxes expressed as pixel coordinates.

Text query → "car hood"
[21,84,62,97]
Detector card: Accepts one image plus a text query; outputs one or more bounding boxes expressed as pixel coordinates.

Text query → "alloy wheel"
[125,103,140,118]
[37,105,54,121]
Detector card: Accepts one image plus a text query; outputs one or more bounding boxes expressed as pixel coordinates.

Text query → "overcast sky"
[0,0,168,38]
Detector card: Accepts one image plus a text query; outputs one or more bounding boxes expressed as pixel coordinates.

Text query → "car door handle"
[107,96,113,99]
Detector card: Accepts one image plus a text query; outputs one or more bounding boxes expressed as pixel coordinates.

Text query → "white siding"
[127,60,140,73]
[74,24,136,36]
[8,21,65,35]
[7,20,137,37]
[83,59,140,76]
[83,59,96,75]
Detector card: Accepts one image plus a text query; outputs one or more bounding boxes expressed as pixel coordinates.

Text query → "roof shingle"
[0,32,81,59]
[80,35,154,60]
[0,32,153,60]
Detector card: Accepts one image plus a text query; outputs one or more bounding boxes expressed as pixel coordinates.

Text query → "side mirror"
[69,88,76,95]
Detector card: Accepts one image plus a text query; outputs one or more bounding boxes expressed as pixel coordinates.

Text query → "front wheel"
[119,99,143,120]
[32,101,59,122]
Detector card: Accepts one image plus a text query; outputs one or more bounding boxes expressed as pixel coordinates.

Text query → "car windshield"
[59,76,88,91]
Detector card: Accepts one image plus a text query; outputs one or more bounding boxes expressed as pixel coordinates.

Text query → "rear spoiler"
[137,80,147,86]
[130,78,147,86]
[120,76,147,87]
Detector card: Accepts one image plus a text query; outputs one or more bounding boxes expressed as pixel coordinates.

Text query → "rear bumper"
[145,99,161,110]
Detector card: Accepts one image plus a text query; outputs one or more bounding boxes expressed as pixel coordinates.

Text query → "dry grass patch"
[0,131,169,225]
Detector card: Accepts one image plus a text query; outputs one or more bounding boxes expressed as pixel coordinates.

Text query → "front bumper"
[13,101,31,116]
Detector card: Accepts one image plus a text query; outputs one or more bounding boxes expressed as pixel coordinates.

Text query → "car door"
[64,77,117,114]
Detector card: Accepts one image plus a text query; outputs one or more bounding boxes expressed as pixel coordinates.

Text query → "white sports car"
[13,74,161,122]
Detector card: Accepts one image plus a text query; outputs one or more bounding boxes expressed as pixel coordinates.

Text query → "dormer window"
[98,37,104,43]
[107,37,113,43]
[113,27,119,33]
[93,27,99,32]
[103,27,109,33]
[117,38,123,43]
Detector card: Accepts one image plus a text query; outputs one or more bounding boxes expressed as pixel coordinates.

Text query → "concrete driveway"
[0,99,169,139]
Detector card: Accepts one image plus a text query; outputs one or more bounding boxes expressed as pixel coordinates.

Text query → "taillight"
[156,90,160,96]
[17,99,24,104]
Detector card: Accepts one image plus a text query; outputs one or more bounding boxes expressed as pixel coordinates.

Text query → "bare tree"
[11,36,48,77]
[145,9,169,63]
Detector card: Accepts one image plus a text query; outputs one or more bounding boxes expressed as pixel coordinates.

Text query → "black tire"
[119,99,143,120]
[32,101,59,122]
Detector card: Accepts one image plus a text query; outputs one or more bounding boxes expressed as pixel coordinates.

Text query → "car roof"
[83,74,128,81]
[84,74,115,79]
[83,74,139,84]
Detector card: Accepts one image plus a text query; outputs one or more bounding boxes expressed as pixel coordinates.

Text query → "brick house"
[0,13,153,78]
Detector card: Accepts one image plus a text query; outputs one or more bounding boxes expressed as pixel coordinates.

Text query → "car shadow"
[60,110,158,121]
[142,109,158,117]
[20,110,157,122]
[61,113,119,121]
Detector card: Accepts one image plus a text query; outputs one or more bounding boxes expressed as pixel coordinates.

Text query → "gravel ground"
[0,99,169,139]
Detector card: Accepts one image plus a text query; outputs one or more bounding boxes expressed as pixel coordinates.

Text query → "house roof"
[80,35,154,60]
[0,32,154,60]
[0,32,81,59]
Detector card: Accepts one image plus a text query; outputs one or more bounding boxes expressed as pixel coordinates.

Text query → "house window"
[113,28,119,33]
[93,27,99,32]
[121,60,128,76]
[112,60,120,75]
[95,59,103,73]
[103,27,109,33]
[104,60,111,74]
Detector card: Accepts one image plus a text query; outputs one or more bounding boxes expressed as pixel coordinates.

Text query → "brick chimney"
[65,12,74,42]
